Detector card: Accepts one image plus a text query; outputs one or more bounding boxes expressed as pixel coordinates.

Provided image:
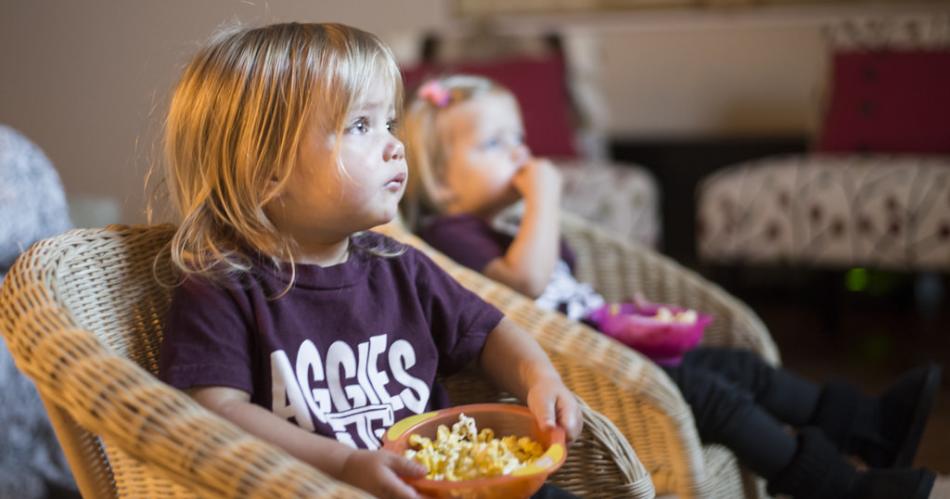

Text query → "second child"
[402,74,940,499]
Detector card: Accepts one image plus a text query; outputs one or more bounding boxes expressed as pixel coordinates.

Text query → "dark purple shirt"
[159,232,503,450]
[418,214,576,273]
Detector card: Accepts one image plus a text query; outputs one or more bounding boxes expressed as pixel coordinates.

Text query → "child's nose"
[384,141,405,162]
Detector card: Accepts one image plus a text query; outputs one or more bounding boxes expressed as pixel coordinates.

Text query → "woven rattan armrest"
[0,235,369,498]
[1,225,656,498]
[376,225,705,494]
[560,212,780,365]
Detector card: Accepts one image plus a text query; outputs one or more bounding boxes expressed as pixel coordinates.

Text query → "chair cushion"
[816,50,950,154]
[557,159,660,248]
[697,154,950,270]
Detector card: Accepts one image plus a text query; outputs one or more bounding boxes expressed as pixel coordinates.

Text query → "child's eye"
[347,117,370,135]
[481,137,502,149]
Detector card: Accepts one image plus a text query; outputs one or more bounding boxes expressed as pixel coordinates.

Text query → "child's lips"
[385,172,406,191]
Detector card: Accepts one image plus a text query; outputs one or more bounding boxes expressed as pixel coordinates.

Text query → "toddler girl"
[403,74,940,499]
[157,24,582,499]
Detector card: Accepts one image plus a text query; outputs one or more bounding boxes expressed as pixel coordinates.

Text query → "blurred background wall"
[4,0,939,227]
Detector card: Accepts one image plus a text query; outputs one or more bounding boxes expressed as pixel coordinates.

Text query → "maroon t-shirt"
[418,214,575,272]
[159,232,503,450]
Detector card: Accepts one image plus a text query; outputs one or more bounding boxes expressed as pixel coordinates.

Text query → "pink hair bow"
[418,80,450,107]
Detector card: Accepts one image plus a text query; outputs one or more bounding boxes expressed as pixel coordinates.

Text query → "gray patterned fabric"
[0,125,72,276]
[557,159,661,248]
[823,13,950,50]
[697,154,950,270]
[492,212,605,320]
[0,124,77,498]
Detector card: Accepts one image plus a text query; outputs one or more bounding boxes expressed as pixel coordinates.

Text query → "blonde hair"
[163,22,402,283]
[401,74,514,230]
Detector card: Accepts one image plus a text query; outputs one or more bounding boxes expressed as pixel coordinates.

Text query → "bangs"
[341,38,404,118]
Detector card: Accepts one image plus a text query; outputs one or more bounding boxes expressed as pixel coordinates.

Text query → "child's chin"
[366,209,399,230]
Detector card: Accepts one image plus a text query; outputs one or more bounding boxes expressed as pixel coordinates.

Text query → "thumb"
[389,454,428,478]
[557,396,581,442]
[530,396,557,430]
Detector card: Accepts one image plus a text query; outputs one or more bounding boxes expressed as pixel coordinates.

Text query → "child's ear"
[264,175,286,205]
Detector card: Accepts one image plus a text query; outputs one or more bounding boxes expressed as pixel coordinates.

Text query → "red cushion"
[402,56,578,158]
[817,50,950,154]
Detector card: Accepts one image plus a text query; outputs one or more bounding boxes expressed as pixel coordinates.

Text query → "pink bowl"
[588,302,712,365]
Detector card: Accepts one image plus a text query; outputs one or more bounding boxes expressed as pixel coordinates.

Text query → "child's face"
[268,79,407,243]
[440,92,529,216]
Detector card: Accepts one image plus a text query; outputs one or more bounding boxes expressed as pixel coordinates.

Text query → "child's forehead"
[350,78,398,112]
[442,93,522,136]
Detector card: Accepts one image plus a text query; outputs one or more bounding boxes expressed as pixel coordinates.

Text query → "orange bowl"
[381,403,567,499]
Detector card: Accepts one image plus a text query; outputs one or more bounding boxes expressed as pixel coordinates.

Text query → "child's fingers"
[382,455,424,499]
[529,393,558,429]
[556,394,583,442]
[389,454,427,478]
[381,476,421,499]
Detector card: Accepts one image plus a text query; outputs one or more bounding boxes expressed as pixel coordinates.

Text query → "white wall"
[0,0,446,225]
[1,1,944,224]
[600,25,827,138]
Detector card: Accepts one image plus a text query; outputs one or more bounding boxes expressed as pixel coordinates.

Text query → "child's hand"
[525,375,583,444]
[338,449,427,499]
[512,158,562,206]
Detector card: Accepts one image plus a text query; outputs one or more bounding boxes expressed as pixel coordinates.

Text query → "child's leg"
[530,483,580,499]
[680,346,820,425]
[811,362,942,468]
[681,347,942,468]
[662,361,797,480]
[767,427,935,499]
[663,363,936,498]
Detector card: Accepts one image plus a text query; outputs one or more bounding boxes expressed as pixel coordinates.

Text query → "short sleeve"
[419,216,509,272]
[159,275,255,394]
[409,249,504,376]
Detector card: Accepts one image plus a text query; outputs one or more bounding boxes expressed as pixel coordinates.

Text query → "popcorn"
[675,309,698,324]
[653,306,697,325]
[404,413,545,481]
[655,307,674,323]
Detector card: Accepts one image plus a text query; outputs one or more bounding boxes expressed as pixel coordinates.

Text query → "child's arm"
[478,317,583,442]
[188,386,425,499]
[484,158,563,298]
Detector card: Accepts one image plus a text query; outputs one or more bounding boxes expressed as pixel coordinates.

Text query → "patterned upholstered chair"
[378,214,780,499]
[698,154,950,269]
[558,159,661,249]
[698,15,950,271]
[0,225,655,498]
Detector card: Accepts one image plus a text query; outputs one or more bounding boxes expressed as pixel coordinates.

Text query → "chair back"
[2,224,655,498]
[0,225,185,497]
[0,226,363,498]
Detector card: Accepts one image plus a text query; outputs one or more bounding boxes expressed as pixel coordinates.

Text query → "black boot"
[767,427,935,499]
[811,363,942,468]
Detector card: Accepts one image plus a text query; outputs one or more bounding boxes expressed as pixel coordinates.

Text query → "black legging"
[662,346,821,479]
[531,483,580,498]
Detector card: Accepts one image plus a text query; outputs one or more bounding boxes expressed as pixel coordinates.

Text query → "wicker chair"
[0,224,654,499]
[377,212,781,499]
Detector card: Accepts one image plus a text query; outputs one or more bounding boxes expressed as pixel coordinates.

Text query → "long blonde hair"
[163,22,402,282]
[401,74,514,230]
